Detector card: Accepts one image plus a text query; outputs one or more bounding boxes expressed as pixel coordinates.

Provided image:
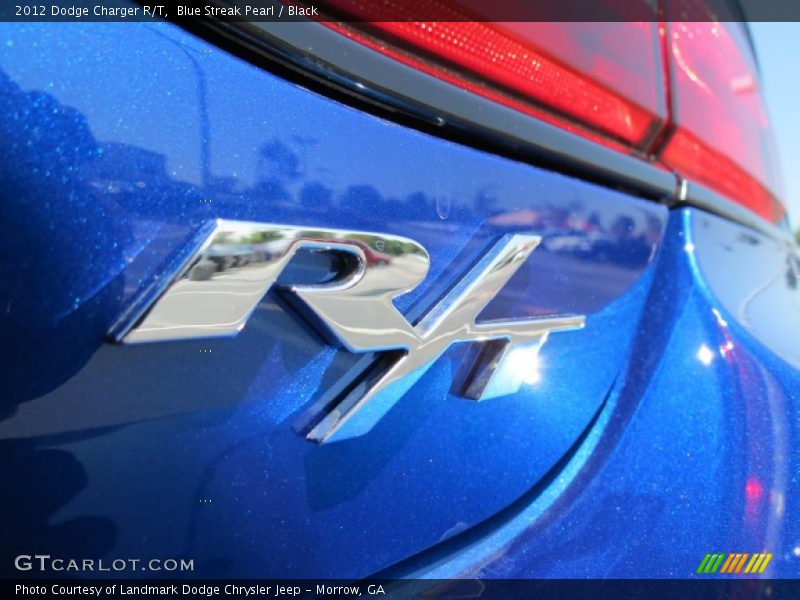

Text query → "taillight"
[322,1,666,149]
[659,22,785,223]
[314,2,785,223]
[357,21,665,148]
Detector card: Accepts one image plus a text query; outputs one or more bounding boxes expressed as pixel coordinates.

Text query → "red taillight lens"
[497,22,666,128]
[362,21,664,147]
[316,2,786,223]
[660,22,785,223]
[323,1,666,148]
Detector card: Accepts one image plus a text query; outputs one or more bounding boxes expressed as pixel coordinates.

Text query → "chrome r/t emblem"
[117,220,585,443]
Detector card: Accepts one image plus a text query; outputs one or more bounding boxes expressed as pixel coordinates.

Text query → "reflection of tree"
[245,230,285,243]
[251,140,344,219]
[337,184,382,213]
[300,182,333,212]
[346,234,422,257]
[405,191,436,217]
[795,228,799,247]
[298,229,335,239]
[475,185,502,214]
[610,215,635,238]
[259,139,301,184]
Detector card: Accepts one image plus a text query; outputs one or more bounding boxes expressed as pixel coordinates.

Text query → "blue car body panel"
[391,209,800,579]
[0,21,798,579]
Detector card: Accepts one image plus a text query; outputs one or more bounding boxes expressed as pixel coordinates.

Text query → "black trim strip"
[675,179,793,245]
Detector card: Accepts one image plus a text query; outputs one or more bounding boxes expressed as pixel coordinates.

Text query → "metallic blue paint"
[389,210,800,579]
[0,18,797,581]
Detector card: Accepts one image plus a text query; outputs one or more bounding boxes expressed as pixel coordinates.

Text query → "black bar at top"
[3,0,800,23]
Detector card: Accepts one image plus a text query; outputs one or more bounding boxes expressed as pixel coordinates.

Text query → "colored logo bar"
[697,553,773,574]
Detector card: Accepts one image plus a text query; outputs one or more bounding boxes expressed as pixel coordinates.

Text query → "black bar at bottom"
[3,579,799,600]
